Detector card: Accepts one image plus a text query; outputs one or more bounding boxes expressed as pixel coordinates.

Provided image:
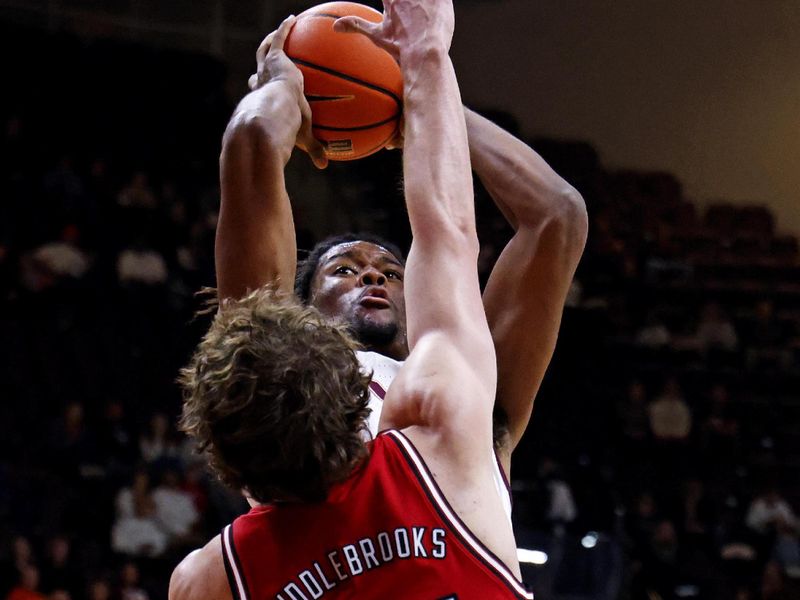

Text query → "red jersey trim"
[222,523,250,600]
[385,430,533,599]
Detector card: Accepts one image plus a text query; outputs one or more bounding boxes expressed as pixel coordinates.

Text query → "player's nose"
[359,268,386,287]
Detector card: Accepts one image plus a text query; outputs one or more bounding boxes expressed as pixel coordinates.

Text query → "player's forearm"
[402,49,475,246]
[465,108,586,238]
[216,83,301,300]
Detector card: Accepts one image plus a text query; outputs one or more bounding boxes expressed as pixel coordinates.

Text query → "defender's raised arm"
[336,0,523,581]
[336,0,494,425]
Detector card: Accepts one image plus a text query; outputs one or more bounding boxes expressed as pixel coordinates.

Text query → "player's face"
[310,241,408,360]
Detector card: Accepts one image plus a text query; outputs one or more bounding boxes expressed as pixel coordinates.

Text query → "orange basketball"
[284,2,403,161]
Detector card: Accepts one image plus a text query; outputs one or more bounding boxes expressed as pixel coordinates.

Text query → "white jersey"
[356,350,513,522]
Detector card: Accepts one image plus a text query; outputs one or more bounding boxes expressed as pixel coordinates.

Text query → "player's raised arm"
[335,0,525,580]
[216,17,327,301]
[468,109,588,462]
[335,1,494,440]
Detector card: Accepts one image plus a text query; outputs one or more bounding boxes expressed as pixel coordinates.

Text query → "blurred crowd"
[1,22,800,600]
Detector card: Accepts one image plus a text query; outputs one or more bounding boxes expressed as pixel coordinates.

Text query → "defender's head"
[296,233,408,360]
[179,288,371,504]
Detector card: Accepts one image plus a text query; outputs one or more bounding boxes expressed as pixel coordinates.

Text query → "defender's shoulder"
[170,535,231,600]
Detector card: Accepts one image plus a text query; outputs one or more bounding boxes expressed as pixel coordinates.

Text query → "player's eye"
[385,270,403,281]
[334,265,356,276]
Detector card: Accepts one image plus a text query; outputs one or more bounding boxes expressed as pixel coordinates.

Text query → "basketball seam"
[289,57,403,111]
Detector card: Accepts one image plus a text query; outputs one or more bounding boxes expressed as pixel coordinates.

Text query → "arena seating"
[1,23,798,600]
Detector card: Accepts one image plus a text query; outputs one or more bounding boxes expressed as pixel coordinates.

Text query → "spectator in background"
[30,225,91,284]
[179,462,209,518]
[152,468,199,544]
[648,377,693,477]
[632,519,683,600]
[626,491,660,557]
[86,579,111,600]
[6,564,46,600]
[676,478,714,554]
[746,300,792,370]
[618,380,650,447]
[701,383,741,471]
[139,413,178,465]
[635,311,672,349]
[537,457,577,532]
[47,402,96,483]
[39,536,79,599]
[761,561,794,600]
[116,239,168,288]
[97,400,137,480]
[746,485,800,574]
[118,562,149,600]
[746,486,798,536]
[648,377,692,443]
[111,470,167,558]
[0,536,35,598]
[117,172,157,211]
[43,156,85,225]
[691,301,738,354]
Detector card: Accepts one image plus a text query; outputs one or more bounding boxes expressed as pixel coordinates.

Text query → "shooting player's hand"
[249,16,328,169]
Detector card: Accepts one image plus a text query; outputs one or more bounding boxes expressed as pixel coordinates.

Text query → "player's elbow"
[557,187,588,249]
[417,222,480,265]
[538,187,588,259]
[222,106,295,166]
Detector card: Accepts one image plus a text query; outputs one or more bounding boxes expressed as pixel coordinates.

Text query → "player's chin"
[349,308,398,343]
[354,306,396,327]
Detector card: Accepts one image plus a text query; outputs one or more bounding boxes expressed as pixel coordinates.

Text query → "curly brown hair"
[178,287,372,504]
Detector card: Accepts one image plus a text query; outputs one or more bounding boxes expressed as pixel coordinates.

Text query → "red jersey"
[221,429,533,599]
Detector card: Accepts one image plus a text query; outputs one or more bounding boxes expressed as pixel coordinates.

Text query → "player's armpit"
[484,196,587,459]
[380,332,495,468]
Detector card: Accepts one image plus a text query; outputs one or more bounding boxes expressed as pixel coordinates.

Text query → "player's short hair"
[179,287,371,503]
[295,233,405,303]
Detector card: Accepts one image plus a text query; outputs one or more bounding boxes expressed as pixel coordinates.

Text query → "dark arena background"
[1,1,799,599]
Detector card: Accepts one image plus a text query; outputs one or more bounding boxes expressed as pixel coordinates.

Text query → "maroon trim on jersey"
[369,380,387,399]
[494,450,513,500]
[385,431,534,600]
[221,524,250,600]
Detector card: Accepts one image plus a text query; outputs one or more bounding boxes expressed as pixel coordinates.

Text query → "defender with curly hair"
[169,1,534,597]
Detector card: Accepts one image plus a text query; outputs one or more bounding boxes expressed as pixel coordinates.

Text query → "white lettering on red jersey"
[221,430,533,599]
[356,350,513,522]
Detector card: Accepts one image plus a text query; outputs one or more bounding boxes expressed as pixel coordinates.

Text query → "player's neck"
[370,340,409,361]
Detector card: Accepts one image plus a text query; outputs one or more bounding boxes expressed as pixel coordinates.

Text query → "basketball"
[284,2,403,161]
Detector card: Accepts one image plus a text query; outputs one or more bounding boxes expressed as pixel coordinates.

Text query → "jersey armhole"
[221,524,250,600]
[494,450,513,500]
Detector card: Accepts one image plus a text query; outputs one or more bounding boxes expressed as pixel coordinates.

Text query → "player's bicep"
[403,237,495,386]
[483,220,584,448]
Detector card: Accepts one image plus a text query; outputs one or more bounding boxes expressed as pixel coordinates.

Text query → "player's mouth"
[359,287,391,309]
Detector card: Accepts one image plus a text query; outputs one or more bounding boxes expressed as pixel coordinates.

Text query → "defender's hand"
[332,0,455,66]
[249,16,328,169]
